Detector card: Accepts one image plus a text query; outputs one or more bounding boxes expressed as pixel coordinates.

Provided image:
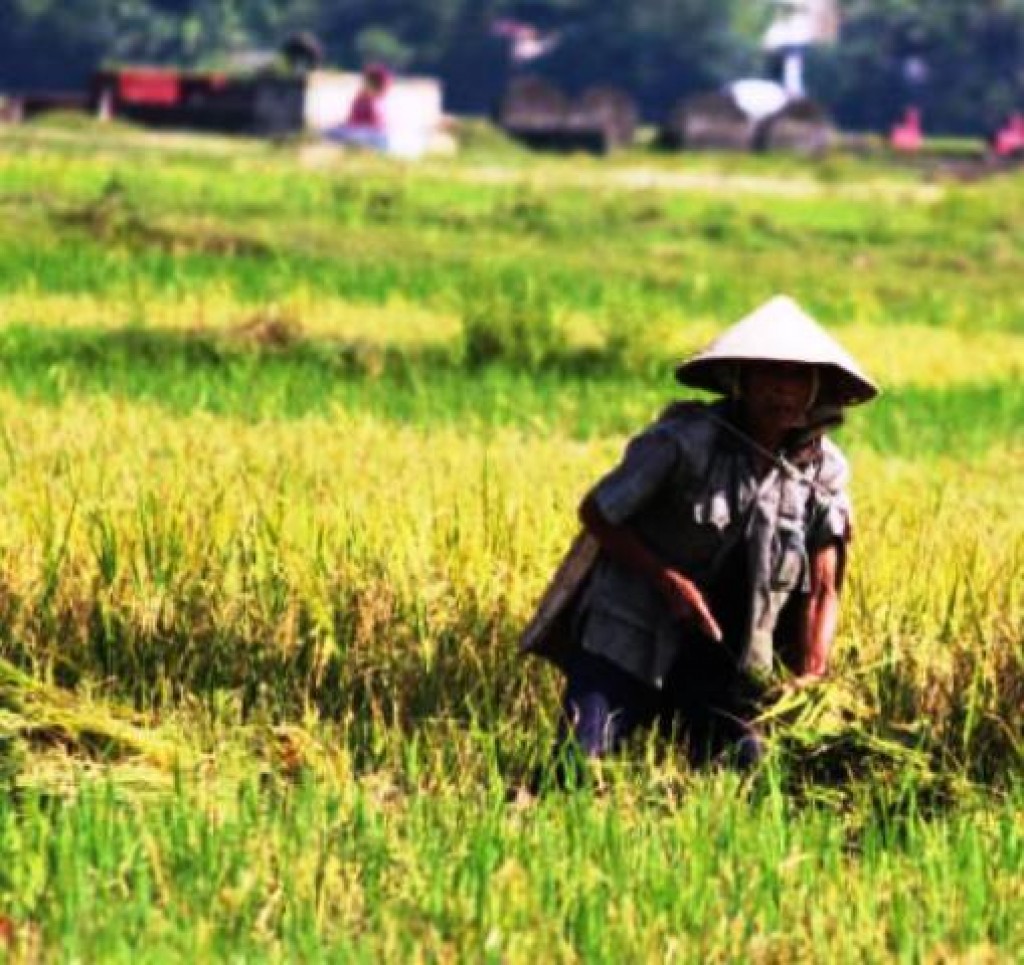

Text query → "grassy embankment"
[0,130,1020,961]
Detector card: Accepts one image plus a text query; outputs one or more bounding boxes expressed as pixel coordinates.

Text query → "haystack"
[664,91,757,151]
[499,75,570,132]
[758,97,834,155]
[571,86,639,149]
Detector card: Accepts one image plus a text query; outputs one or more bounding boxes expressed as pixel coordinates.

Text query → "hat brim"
[674,357,879,408]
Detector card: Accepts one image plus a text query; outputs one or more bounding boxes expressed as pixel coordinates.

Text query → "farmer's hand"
[657,570,723,643]
[781,673,825,696]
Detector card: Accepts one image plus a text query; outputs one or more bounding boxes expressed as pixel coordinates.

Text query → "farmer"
[521,295,879,769]
[328,64,392,152]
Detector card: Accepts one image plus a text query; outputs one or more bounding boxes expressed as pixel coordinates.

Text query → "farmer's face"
[741,362,817,431]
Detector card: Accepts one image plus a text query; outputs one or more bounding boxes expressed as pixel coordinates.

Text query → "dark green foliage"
[812,0,1024,136]
[504,0,752,119]
[4,1,1023,133]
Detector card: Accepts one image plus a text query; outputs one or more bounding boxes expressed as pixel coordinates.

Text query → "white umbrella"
[727,79,789,122]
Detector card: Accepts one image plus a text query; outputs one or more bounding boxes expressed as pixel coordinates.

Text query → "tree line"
[2,0,1022,135]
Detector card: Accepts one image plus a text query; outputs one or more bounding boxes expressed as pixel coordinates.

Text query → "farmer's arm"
[796,438,854,683]
[796,541,842,679]
[579,425,723,643]
[579,494,722,642]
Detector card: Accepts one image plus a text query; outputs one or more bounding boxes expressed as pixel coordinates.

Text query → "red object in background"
[363,64,393,91]
[346,90,385,130]
[118,69,181,106]
[995,113,1024,157]
[891,107,923,152]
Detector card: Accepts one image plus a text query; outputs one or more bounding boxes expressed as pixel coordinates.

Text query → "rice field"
[0,124,1021,962]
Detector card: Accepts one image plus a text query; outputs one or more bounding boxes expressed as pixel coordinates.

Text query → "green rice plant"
[460,267,567,370]
[0,769,1019,961]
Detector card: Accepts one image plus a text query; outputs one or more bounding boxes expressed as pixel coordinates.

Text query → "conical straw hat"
[675,295,879,406]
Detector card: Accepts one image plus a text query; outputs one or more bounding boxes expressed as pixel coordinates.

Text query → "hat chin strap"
[792,367,821,428]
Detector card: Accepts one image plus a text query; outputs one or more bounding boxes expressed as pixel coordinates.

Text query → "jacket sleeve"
[807,439,853,550]
[586,426,680,525]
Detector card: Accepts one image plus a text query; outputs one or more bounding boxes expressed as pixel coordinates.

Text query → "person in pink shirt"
[347,64,391,129]
[329,64,392,151]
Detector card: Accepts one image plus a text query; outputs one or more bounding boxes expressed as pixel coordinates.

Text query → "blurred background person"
[328,63,392,153]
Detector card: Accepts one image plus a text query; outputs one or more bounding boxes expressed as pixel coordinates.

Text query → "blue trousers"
[559,645,764,769]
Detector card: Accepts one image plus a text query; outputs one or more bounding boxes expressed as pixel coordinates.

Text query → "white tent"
[762,1,840,97]
[727,79,789,122]
[763,0,840,51]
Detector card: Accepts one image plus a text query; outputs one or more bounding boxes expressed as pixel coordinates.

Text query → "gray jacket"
[579,401,851,687]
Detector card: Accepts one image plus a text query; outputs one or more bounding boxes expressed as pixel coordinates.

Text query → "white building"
[763,0,840,97]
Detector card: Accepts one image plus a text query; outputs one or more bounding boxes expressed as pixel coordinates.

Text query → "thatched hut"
[757,97,834,154]
[572,86,639,149]
[499,76,636,154]
[663,91,757,151]
[499,75,570,133]
[0,96,23,125]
